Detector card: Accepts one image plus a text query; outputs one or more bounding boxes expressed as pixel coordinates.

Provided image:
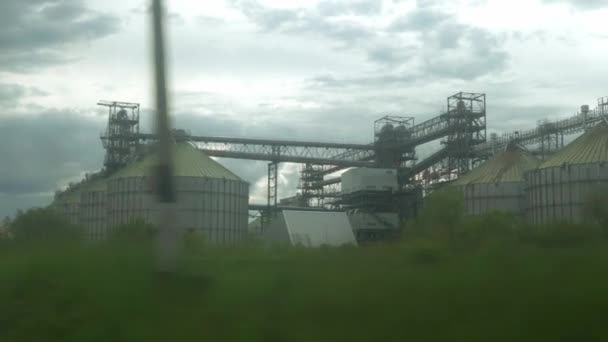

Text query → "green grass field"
[2,234,608,341]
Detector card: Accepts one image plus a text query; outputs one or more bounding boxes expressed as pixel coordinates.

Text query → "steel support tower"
[99,101,140,174]
[443,92,487,178]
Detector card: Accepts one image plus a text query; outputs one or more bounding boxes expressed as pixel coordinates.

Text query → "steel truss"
[474,98,608,156]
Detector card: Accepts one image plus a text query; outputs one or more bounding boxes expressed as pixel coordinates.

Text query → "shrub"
[412,189,465,240]
[584,188,608,233]
[110,219,157,242]
[519,222,602,248]
[9,208,81,243]
[403,238,449,264]
[182,228,207,254]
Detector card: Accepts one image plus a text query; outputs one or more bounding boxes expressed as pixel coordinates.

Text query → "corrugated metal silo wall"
[107,176,249,244]
[53,197,80,226]
[79,190,107,241]
[526,163,608,225]
[455,182,526,216]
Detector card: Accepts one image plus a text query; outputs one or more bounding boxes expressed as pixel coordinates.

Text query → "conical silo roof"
[111,142,242,181]
[452,144,539,185]
[539,120,608,169]
[54,174,106,203]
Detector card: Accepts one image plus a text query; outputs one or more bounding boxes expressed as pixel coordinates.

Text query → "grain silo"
[452,144,539,216]
[526,121,608,224]
[52,186,81,225]
[79,176,108,241]
[106,142,249,244]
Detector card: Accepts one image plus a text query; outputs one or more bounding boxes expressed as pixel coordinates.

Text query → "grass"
[1,234,608,341]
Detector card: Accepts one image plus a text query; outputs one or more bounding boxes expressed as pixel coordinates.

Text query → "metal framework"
[103,94,608,210]
[99,101,140,174]
[473,98,608,157]
[443,92,487,177]
[138,133,377,166]
[374,115,416,168]
[301,92,488,204]
[267,162,278,209]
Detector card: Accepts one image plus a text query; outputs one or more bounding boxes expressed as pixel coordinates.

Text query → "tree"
[0,216,11,241]
[2,216,10,227]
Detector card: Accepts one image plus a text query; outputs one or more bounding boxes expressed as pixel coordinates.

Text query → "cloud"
[227,0,377,46]
[384,6,509,80]
[388,8,449,32]
[316,0,384,16]
[228,1,508,81]
[0,51,75,73]
[0,84,26,108]
[0,83,49,108]
[0,110,105,203]
[0,0,121,73]
[543,0,608,10]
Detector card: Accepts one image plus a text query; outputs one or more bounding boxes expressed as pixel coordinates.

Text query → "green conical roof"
[453,144,539,185]
[54,173,107,205]
[539,121,608,169]
[111,142,242,181]
[55,187,81,204]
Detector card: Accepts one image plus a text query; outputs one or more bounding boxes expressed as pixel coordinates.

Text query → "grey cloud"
[423,26,509,79]
[0,194,55,219]
[0,110,105,199]
[379,6,508,79]
[367,42,416,66]
[0,83,49,108]
[317,0,383,16]
[0,0,121,73]
[0,51,75,73]
[0,84,26,108]
[388,8,449,32]
[308,73,418,89]
[227,0,297,30]
[230,1,508,80]
[228,0,375,46]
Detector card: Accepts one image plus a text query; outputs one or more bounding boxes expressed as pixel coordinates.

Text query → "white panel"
[283,211,357,247]
[341,168,398,194]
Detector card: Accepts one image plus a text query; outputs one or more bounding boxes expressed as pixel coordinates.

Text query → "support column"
[267,161,278,210]
[262,161,279,231]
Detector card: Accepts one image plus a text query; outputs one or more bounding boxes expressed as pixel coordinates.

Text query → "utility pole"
[152,0,177,273]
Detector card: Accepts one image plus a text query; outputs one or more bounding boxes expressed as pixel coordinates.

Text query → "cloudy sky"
[1,0,607,218]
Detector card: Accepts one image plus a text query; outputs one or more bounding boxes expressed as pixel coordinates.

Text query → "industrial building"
[106,142,249,244]
[78,175,107,240]
[340,168,403,242]
[53,145,250,243]
[51,95,608,245]
[451,144,539,216]
[526,121,608,224]
[52,184,82,226]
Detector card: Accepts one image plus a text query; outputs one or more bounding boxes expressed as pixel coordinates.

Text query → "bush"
[110,219,158,242]
[403,238,449,264]
[182,228,207,254]
[9,208,81,243]
[584,188,608,233]
[519,222,602,248]
[411,189,465,240]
